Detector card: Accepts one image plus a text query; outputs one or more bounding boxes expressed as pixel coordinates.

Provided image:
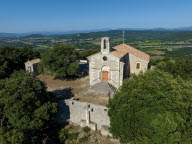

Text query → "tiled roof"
[26,58,40,64]
[110,50,128,58]
[112,44,150,61]
[87,43,150,61]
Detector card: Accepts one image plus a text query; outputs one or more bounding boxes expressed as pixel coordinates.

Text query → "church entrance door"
[102,71,108,82]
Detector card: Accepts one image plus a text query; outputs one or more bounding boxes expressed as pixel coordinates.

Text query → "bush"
[82,126,91,133]
[78,135,88,143]
[67,133,79,141]
[59,128,68,143]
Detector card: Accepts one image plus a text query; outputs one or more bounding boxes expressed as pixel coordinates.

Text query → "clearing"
[37,75,109,106]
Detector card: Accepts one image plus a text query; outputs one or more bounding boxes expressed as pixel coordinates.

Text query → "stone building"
[66,99,111,136]
[88,37,150,89]
[25,58,40,74]
[58,37,151,136]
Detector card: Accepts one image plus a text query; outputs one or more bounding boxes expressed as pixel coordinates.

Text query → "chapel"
[87,37,150,89]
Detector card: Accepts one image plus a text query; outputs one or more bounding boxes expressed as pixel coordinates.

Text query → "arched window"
[103,39,106,49]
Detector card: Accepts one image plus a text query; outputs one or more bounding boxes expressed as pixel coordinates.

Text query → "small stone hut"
[25,58,40,74]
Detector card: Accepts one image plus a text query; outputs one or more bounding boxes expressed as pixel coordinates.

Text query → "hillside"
[1,30,192,59]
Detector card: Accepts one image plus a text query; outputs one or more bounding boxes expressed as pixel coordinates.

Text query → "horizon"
[1,26,192,34]
[1,0,192,33]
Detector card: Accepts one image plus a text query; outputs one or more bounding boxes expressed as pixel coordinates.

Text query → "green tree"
[0,71,57,131]
[0,127,24,144]
[155,58,192,80]
[108,69,192,143]
[39,44,79,78]
[0,46,40,79]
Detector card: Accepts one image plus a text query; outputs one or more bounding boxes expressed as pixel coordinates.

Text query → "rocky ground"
[63,124,120,144]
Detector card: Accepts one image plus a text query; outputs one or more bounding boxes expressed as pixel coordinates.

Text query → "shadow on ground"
[53,87,74,100]
[53,88,74,124]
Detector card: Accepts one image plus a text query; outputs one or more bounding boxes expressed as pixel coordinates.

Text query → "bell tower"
[101,37,110,54]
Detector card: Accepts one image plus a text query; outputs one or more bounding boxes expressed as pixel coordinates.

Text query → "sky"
[0,0,192,33]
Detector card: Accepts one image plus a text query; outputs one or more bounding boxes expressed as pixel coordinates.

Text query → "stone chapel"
[87,37,150,89]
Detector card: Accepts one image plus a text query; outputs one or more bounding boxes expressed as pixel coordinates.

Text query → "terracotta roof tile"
[110,50,128,58]
[26,58,40,64]
[113,44,150,61]
[87,43,150,61]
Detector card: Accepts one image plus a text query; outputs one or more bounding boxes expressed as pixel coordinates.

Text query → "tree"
[0,127,24,144]
[108,69,192,143]
[39,44,79,78]
[0,71,57,132]
[0,46,40,79]
[155,58,192,80]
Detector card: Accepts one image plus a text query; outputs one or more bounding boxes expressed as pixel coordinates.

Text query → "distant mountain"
[0,33,27,38]
[173,26,192,31]
[24,34,47,38]
[153,26,192,31]
[1,26,192,38]
[0,28,113,38]
[151,28,168,31]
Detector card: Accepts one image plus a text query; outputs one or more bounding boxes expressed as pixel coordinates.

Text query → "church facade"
[87,37,150,89]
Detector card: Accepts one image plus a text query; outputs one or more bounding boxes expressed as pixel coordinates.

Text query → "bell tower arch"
[101,37,110,54]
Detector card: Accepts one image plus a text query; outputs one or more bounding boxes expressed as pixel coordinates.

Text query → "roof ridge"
[113,43,150,61]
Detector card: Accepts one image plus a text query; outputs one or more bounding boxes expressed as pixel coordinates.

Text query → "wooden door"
[102,71,108,82]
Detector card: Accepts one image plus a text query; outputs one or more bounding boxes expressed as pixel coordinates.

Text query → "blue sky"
[0,0,192,32]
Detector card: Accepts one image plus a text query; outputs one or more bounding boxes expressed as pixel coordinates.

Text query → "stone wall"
[25,63,39,74]
[25,62,33,72]
[89,52,149,89]
[89,53,122,88]
[129,53,149,75]
[66,99,110,132]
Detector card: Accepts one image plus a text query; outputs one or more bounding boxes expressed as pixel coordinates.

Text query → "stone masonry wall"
[89,53,121,88]
[66,99,110,131]
[129,53,149,75]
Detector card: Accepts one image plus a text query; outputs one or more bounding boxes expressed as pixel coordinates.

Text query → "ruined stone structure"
[25,58,40,74]
[88,37,150,89]
[66,99,111,136]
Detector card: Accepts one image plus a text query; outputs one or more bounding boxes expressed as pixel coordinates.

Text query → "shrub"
[67,133,79,141]
[59,128,68,143]
[78,135,89,143]
[82,126,91,133]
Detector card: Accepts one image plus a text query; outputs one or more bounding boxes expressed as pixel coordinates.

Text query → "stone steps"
[91,82,117,94]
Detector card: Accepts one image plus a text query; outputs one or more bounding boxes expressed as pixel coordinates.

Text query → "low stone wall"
[65,99,111,136]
